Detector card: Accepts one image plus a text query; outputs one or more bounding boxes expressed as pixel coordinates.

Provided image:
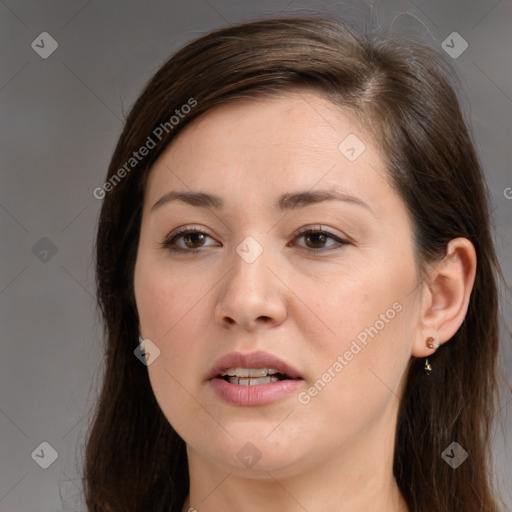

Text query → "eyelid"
[293,225,352,243]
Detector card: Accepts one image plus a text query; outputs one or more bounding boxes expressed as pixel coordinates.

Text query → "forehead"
[144,91,388,206]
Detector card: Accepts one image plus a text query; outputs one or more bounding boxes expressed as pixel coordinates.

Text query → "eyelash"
[160,226,350,254]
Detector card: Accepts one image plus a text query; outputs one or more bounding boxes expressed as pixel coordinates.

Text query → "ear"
[412,238,477,357]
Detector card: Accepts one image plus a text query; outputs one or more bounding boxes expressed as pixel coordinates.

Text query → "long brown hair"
[83,15,507,511]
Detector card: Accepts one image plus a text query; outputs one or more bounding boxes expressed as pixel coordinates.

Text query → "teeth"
[221,367,280,378]
[227,376,280,385]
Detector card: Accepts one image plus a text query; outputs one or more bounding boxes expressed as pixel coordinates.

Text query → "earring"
[138,334,145,352]
[426,336,439,350]
[424,335,439,375]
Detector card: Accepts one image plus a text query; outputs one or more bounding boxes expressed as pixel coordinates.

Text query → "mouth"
[207,350,302,382]
[207,351,304,406]
[217,367,294,386]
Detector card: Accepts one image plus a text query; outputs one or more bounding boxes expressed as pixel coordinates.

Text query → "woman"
[84,15,507,512]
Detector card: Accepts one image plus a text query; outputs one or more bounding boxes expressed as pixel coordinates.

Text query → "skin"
[133,91,476,512]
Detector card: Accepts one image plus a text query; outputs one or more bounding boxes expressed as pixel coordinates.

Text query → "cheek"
[294,255,417,406]
[291,255,414,351]
[134,252,217,431]
[134,249,212,341]
[295,303,414,446]
[135,288,206,441]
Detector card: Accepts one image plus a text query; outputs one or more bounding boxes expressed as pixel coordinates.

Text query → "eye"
[292,227,350,252]
[160,227,217,253]
[161,226,350,254]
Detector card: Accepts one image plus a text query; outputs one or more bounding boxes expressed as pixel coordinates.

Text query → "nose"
[214,243,287,331]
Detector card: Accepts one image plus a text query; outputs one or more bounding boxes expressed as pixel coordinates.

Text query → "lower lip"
[209,377,304,406]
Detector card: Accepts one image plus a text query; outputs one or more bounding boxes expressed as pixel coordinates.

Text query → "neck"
[180,412,409,512]
[182,471,408,512]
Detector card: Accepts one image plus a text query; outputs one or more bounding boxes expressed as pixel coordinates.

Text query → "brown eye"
[181,232,206,249]
[303,231,329,249]
[294,229,349,252]
[161,227,349,254]
[161,229,216,253]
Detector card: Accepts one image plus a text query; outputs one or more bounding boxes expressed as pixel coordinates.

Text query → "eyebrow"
[151,189,372,213]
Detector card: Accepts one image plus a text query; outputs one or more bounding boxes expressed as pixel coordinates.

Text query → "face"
[134,91,422,477]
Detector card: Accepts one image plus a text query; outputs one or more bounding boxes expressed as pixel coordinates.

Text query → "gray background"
[0,1,511,510]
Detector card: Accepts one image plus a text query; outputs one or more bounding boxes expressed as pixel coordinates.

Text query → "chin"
[195,435,310,476]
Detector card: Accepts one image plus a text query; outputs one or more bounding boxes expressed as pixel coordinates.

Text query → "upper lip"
[207,351,302,380]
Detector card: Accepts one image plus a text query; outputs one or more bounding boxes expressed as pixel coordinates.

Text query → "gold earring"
[426,336,439,350]
[424,335,439,375]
